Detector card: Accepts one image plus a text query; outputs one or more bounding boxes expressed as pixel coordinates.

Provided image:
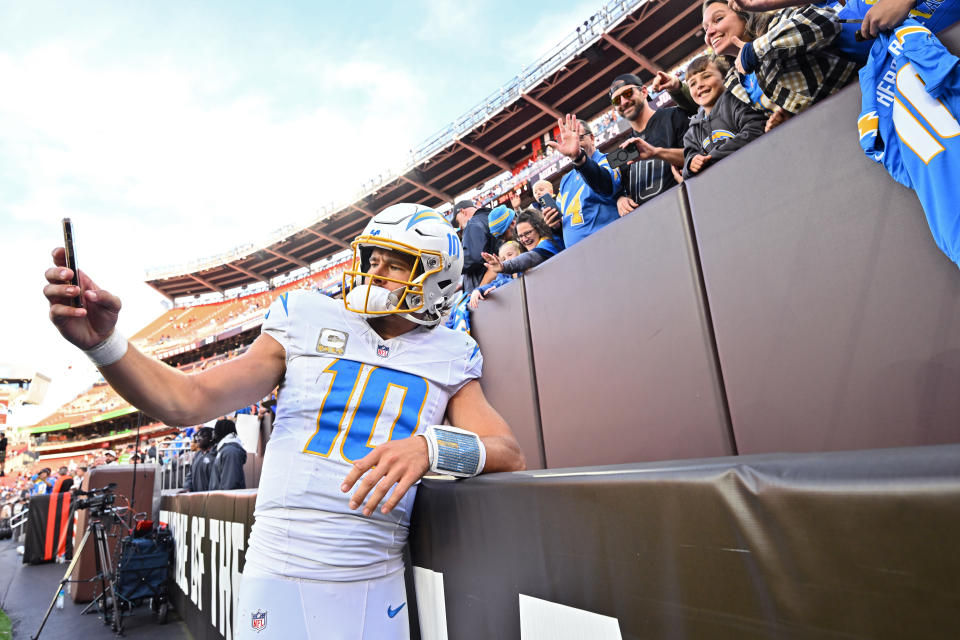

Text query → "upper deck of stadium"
[144,0,705,301]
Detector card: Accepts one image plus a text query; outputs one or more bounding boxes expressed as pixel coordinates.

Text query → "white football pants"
[234,566,409,640]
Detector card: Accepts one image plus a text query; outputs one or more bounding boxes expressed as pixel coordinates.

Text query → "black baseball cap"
[609,74,648,100]
[449,200,476,228]
[452,200,476,214]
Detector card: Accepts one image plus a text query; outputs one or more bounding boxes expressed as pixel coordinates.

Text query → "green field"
[0,608,11,640]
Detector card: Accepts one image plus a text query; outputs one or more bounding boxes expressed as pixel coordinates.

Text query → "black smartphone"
[606,143,642,171]
[538,193,559,211]
[62,217,82,307]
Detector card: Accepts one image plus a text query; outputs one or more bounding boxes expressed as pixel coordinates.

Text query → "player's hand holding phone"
[44,220,122,350]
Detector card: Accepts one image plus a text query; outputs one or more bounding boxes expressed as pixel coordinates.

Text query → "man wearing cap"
[103,450,118,465]
[554,74,693,220]
[453,200,499,292]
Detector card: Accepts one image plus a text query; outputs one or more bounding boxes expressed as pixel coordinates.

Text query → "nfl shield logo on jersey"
[377,344,389,358]
[251,609,267,632]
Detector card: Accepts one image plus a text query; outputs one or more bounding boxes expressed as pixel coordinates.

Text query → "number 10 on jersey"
[302,359,430,463]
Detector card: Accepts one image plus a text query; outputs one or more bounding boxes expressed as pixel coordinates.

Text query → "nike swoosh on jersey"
[387,603,406,618]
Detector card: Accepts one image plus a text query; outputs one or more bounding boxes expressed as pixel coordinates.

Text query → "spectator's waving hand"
[546,114,583,159]
[481,251,504,273]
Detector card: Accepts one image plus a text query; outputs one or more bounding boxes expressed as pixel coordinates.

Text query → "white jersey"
[246,290,482,581]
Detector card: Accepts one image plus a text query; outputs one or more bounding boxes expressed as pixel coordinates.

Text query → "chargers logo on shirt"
[317,328,349,355]
[702,130,735,149]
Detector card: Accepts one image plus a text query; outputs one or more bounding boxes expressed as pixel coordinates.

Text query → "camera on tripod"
[74,483,117,516]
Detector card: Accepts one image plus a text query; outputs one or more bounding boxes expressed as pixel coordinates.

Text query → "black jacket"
[682,90,766,179]
[184,448,216,492]
[209,435,247,491]
[460,209,498,292]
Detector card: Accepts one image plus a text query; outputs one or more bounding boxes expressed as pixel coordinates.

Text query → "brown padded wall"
[410,445,960,640]
[684,23,960,455]
[523,187,734,467]
[470,276,546,469]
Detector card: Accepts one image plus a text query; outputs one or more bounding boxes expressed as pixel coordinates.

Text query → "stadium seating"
[132,257,350,359]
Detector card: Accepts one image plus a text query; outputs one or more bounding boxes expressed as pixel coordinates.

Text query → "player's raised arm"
[44,247,285,425]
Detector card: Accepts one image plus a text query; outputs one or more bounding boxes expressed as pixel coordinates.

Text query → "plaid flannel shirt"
[726,5,859,114]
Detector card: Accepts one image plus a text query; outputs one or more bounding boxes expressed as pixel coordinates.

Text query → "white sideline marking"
[519,594,622,640]
[413,566,448,640]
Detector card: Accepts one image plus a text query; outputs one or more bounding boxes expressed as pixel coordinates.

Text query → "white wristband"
[418,425,486,478]
[84,330,128,367]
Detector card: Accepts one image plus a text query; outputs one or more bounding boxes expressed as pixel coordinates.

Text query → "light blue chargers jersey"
[249,290,482,580]
[858,20,960,265]
[556,150,621,248]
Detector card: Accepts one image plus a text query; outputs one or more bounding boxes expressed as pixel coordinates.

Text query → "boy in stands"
[682,54,767,179]
[43,203,525,639]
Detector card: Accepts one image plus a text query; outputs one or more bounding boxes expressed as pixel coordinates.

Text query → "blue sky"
[0,0,602,420]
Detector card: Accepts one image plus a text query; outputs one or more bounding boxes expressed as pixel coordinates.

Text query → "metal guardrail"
[144,0,647,284]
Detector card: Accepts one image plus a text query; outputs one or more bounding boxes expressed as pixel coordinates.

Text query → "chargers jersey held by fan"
[246,289,482,581]
[858,21,960,266]
[823,0,960,64]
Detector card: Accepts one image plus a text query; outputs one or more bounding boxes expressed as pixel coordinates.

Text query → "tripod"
[31,506,122,639]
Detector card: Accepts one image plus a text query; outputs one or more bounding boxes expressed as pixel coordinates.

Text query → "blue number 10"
[302,359,430,462]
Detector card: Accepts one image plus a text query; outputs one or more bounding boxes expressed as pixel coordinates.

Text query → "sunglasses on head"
[612,86,642,107]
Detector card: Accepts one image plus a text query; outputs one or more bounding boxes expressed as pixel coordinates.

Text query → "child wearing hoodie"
[682,54,767,179]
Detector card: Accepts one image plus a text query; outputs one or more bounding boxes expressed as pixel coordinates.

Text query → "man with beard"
[561,74,693,219]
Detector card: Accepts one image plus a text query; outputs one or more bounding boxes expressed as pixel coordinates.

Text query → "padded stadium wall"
[473,26,960,470]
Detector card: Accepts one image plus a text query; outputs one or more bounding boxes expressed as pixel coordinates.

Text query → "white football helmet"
[342,203,463,327]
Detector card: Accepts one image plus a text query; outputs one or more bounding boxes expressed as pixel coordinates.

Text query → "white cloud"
[0,32,431,397]
[0,44,427,235]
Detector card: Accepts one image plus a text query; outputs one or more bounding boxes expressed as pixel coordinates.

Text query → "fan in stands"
[43,202,525,639]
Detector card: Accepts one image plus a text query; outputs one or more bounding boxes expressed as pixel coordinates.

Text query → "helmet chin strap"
[388,288,444,327]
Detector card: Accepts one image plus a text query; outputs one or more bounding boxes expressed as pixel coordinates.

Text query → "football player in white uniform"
[43,203,526,639]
